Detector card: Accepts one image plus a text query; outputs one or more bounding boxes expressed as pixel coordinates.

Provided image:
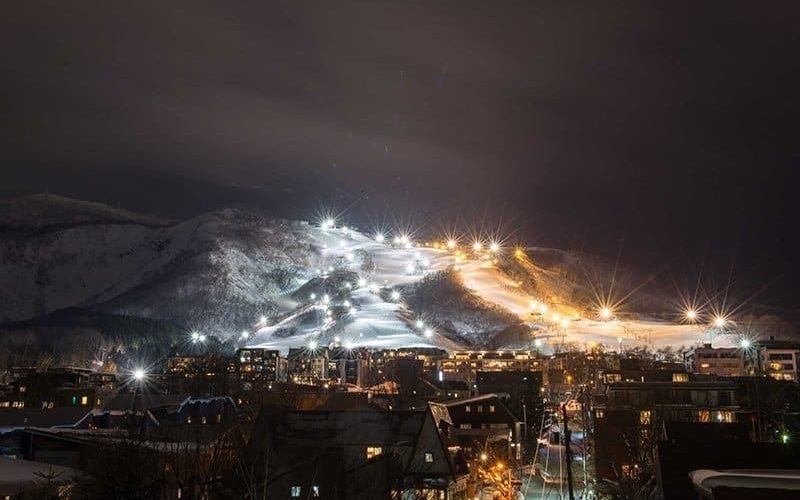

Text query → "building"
[475,370,543,421]
[684,344,745,377]
[438,351,542,385]
[753,340,800,381]
[443,394,523,461]
[287,347,329,385]
[235,348,288,388]
[245,405,455,499]
[593,380,740,483]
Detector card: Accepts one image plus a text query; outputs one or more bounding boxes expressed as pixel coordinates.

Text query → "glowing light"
[600,307,612,320]
[447,239,457,249]
[349,307,357,314]
[375,233,385,243]
[241,330,249,339]
[472,241,482,252]
[489,242,500,253]
[310,293,317,300]
[415,319,425,329]
[198,334,206,343]
[390,290,401,301]
[529,300,538,310]
[539,303,548,313]
[190,332,200,342]
[480,453,488,462]
[713,316,726,328]
[357,278,367,287]
[321,218,335,230]
[259,316,267,323]
[132,368,146,381]
[534,339,543,348]
[343,300,351,307]
[552,313,561,323]
[406,263,415,274]
[424,328,433,338]
[782,433,790,444]
[334,336,341,343]
[514,247,525,258]
[740,339,751,349]
[560,318,571,328]
[344,340,355,350]
[323,294,330,304]
[308,340,318,350]
[685,309,697,321]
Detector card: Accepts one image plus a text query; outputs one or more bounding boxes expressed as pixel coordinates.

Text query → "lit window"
[639,411,651,426]
[465,405,471,413]
[201,416,207,424]
[672,373,688,382]
[697,411,710,423]
[312,485,320,497]
[700,363,710,369]
[81,396,88,406]
[489,405,495,413]
[595,409,604,419]
[290,486,301,497]
[425,452,434,463]
[366,446,383,459]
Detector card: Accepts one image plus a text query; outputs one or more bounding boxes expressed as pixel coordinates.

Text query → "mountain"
[3,194,788,364]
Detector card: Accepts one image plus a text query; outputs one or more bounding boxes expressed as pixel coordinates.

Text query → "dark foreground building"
[246,405,456,499]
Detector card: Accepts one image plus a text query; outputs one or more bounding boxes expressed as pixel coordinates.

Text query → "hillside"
[2,194,783,360]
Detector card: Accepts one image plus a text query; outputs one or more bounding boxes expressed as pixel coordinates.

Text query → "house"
[593,380,740,483]
[246,404,455,499]
[684,344,745,377]
[443,394,523,461]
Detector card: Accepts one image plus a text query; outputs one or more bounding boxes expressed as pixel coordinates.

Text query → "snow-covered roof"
[690,469,800,496]
[0,456,87,495]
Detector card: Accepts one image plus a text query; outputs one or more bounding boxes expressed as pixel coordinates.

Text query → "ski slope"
[248,223,719,354]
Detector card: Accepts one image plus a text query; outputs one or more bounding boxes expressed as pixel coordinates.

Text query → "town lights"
[600,307,612,320]
[415,319,424,329]
[713,316,726,328]
[480,453,488,462]
[424,328,433,338]
[308,340,318,350]
[132,368,146,382]
[472,241,482,252]
[344,340,355,350]
[259,316,267,323]
[321,218,335,230]
[534,339,543,348]
[685,309,697,321]
[375,233,385,243]
[390,290,401,301]
[489,242,500,253]
[446,239,457,249]
[560,318,571,328]
[241,330,249,339]
[740,339,751,349]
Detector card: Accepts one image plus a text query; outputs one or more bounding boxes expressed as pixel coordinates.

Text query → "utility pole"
[561,403,575,500]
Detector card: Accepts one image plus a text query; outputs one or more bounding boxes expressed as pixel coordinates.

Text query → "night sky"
[2,2,799,310]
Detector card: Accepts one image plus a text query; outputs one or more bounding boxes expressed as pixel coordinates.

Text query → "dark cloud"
[2,1,799,307]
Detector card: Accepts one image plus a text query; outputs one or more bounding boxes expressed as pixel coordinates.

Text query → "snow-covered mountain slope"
[0,195,721,353]
[0,194,167,228]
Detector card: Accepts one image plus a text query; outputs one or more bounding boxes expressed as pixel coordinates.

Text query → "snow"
[1,197,719,353]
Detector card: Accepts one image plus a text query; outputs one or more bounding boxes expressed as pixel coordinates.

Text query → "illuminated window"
[697,411,711,423]
[489,405,496,413]
[81,396,88,406]
[700,363,710,369]
[201,416,207,424]
[290,486,301,497]
[714,411,734,423]
[187,416,192,424]
[366,446,383,459]
[312,485,320,497]
[425,452,434,463]
[595,409,604,419]
[465,405,471,413]
[672,373,689,382]
[639,411,651,426]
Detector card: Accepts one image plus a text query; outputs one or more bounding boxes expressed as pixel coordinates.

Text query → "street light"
[713,316,726,328]
[600,307,612,320]
[132,368,146,382]
[685,309,697,321]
